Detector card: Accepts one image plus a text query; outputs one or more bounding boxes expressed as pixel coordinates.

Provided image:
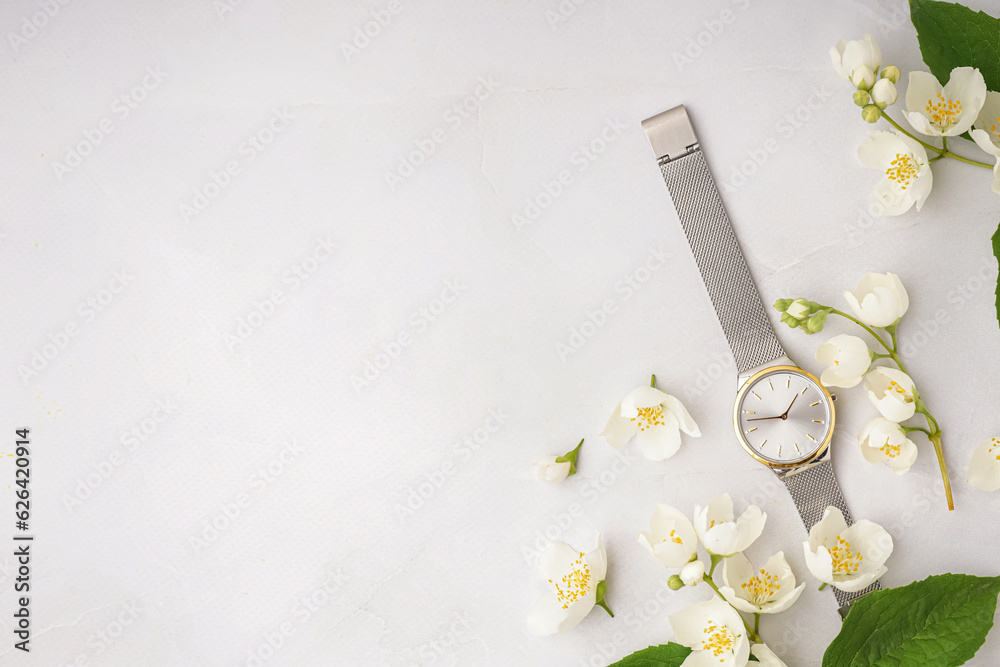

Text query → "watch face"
[733,366,834,468]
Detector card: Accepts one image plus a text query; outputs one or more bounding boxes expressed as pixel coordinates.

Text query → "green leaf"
[608,643,692,667]
[823,573,1000,667]
[910,0,1000,91]
[993,219,1000,329]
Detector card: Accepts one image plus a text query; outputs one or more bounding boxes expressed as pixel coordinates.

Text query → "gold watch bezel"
[732,365,835,470]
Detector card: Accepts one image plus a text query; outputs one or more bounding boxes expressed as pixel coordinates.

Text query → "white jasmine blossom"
[637,504,698,568]
[693,494,766,557]
[803,507,892,592]
[602,384,700,461]
[816,334,871,388]
[719,551,805,614]
[669,599,750,667]
[843,272,910,327]
[967,436,1000,492]
[904,67,987,137]
[857,132,932,216]
[527,537,610,635]
[864,367,917,422]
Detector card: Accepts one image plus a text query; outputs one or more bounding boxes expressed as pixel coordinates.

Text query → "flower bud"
[668,575,685,591]
[773,298,792,312]
[870,78,897,109]
[853,89,871,107]
[786,298,811,320]
[861,104,882,123]
[880,65,901,83]
[804,310,830,334]
[851,64,876,90]
[679,560,705,587]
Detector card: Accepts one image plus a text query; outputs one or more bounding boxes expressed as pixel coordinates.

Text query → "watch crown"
[830,393,837,401]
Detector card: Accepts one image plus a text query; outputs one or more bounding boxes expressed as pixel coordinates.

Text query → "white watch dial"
[735,369,833,465]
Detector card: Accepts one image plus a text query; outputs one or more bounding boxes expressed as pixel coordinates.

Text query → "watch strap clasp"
[641,105,699,163]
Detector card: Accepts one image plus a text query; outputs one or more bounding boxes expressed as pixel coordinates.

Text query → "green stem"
[702,574,761,644]
[942,136,948,152]
[754,613,760,636]
[915,397,941,433]
[940,149,993,168]
[596,600,614,617]
[829,310,899,363]
[708,554,723,578]
[929,432,955,512]
[928,155,945,163]
[886,323,899,353]
[650,374,656,388]
[912,394,952,511]
[900,425,933,437]
[881,113,942,152]
[881,113,992,168]
[818,582,828,591]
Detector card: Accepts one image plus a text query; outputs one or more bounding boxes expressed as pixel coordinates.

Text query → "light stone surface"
[2,0,1000,664]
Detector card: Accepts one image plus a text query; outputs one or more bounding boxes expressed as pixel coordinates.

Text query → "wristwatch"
[641,105,879,615]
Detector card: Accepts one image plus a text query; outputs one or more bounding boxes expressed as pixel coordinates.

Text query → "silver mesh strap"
[783,461,880,609]
[654,148,785,372]
[642,108,785,373]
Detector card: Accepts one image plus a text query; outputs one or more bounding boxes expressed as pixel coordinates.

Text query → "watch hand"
[781,394,798,418]
[747,395,800,423]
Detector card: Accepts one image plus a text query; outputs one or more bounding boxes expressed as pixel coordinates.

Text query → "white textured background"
[3,0,1000,665]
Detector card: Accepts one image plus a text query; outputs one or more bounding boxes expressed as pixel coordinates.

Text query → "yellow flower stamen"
[925,92,963,128]
[885,153,917,190]
[982,116,1000,142]
[887,380,909,396]
[547,552,592,610]
[880,438,901,458]
[662,529,683,545]
[740,567,782,604]
[701,622,737,660]
[828,535,863,575]
[631,405,666,431]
